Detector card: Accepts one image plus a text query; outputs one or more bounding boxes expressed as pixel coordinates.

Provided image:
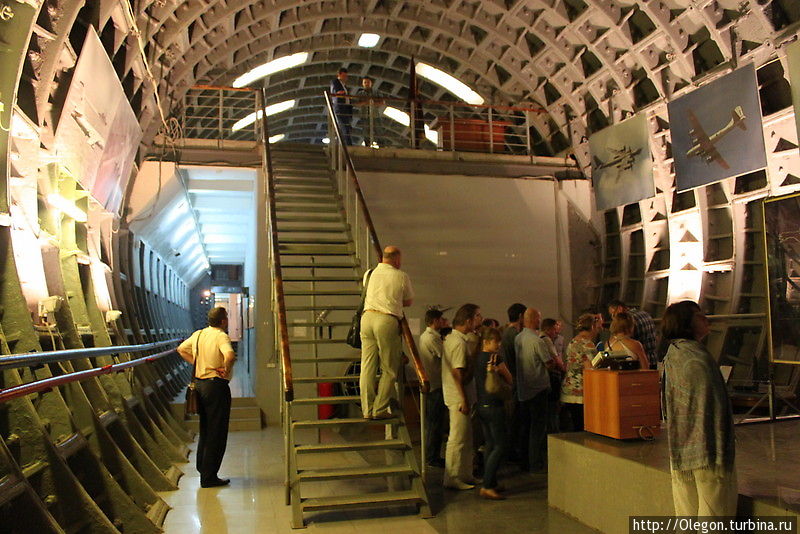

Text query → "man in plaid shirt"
[607,299,658,369]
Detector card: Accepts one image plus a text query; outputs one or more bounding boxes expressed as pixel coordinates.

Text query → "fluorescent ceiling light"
[269,134,286,143]
[358,33,380,48]
[47,194,87,222]
[415,62,484,105]
[232,52,309,88]
[322,137,330,144]
[231,100,296,132]
[424,125,438,145]
[383,106,410,127]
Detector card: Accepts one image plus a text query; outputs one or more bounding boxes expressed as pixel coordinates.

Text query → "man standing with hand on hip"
[178,307,237,488]
[360,246,414,419]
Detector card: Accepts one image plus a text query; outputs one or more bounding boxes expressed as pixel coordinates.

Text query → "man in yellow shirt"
[178,307,237,488]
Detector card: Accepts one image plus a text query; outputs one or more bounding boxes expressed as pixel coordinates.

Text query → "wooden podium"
[583,369,661,440]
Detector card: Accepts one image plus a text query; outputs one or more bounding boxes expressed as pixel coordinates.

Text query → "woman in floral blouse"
[561,313,601,431]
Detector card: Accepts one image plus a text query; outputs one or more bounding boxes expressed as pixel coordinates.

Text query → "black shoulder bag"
[184,330,203,416]
[346,269,374,348]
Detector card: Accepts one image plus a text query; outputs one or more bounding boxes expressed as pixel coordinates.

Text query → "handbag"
[184,331,202,416]
[485,353,512,400]
[346,269,374,348]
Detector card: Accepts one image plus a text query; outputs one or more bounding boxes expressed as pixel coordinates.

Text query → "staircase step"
[301,491,421,512]
[277,226,348,234]
[283,289,361,296]
[280,247,352,256]
[273,181,332,190]
[274,176,330,185]
[292,356,359,363]
[298,465,413,482]
[292,417,399,429]
[295,439,407,454]
[289,338,348,345]
[283,276,360,282]
[275,205,340,213]
[278,237,351,244]
[276,214,342,223]
[293,375,359,384]
[275,194,339,203]
[285,305,358,312]
[281,262,357,268]
[292,395,360,406]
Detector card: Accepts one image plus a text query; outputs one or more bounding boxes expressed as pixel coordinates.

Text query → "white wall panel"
[359,172,562,331]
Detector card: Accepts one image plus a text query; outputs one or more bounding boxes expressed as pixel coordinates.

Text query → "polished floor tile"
[160,427,595,534]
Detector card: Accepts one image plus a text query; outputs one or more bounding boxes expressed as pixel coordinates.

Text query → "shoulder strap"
[192,329,203,379]
[357,269,374,313]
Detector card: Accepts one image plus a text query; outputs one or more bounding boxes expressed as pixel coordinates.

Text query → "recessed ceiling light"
[231,100,296,131]
[322,137,330,144]
[358,33,380,48]
[415,62,484,105]
[232,52,309,88]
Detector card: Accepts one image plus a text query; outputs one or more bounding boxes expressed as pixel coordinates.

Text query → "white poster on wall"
[54,27,142,214]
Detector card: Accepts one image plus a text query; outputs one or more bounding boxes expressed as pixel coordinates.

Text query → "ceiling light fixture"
[322,137,330,144]
[232,52,309,88]
[268,133,286,143]
[231,100,296,132]
[415,62,484,105]
[383,107,438,144]
[358,33,380,48]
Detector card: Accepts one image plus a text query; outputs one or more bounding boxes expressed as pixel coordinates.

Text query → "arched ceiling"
[11,0,800,177]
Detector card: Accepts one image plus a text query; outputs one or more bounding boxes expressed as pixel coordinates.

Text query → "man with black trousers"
[178,307,237,488]
[329,67,353,145]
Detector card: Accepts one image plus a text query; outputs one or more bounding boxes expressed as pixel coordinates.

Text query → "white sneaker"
[443,479,475,491]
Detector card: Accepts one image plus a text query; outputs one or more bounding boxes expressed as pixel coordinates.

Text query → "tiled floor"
[160,428,596,534]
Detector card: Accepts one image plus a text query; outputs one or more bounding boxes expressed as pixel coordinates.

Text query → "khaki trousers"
[359,311,401,418]
[444,405,473,486]
[671,467,738,520]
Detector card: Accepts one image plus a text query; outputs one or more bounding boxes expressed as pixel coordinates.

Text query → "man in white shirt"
[442,303,483,490]
[177,307,237,488]
[419,308,447,467]
[360,246,414,419]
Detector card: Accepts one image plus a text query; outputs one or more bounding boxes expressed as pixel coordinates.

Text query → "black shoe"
[426,459,445,469]
[201,477,230,488]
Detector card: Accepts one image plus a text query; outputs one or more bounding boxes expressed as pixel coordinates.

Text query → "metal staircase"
[264,140,431,528]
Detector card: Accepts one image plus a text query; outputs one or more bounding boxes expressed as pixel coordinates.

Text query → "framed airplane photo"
[668,64,767,192]
[589,112,655,211]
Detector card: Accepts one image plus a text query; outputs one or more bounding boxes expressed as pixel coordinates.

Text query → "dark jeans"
[478,403,508,489]
[334,109,352,145]
[524,390,549,472]
[424,388,446,464]
[196,377,231,483]
[562,402,584,432]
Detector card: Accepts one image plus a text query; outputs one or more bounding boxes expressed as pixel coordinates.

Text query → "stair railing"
[258,89,295,504]
[323,91,431,476]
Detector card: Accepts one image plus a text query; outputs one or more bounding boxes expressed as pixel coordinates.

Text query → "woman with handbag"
[474,326,513,500]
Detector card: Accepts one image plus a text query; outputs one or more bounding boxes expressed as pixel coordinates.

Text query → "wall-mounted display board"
[589,113,654,211]
[54,27,142,215]
[763,192,800,364]
[788,41,800,143]
[0,1,38,215]
[668,64,767,192]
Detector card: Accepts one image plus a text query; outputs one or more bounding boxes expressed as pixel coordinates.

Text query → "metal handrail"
[0,338,182,371]
[258,88,294,403]
[323,91,430,395]
[0,347,178,404]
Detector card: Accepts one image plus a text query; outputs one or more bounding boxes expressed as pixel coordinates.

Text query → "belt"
[364,309,400,320]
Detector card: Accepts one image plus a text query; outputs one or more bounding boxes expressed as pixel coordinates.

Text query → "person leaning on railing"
[177,307,237,488]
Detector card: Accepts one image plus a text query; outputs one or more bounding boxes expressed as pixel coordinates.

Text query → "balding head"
[382,246,402,268]
[523,308,541,331]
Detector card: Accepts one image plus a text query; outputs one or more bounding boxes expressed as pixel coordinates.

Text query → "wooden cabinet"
[583,369,661,439]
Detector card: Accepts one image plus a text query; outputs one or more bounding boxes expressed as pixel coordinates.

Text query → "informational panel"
[764,192,800,364]
[668,64,767,192]
[54,27,141,214]
[788,41,800,143]
[589,113,654,211]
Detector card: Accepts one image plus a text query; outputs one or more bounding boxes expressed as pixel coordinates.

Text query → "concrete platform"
[548,420,800,533]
